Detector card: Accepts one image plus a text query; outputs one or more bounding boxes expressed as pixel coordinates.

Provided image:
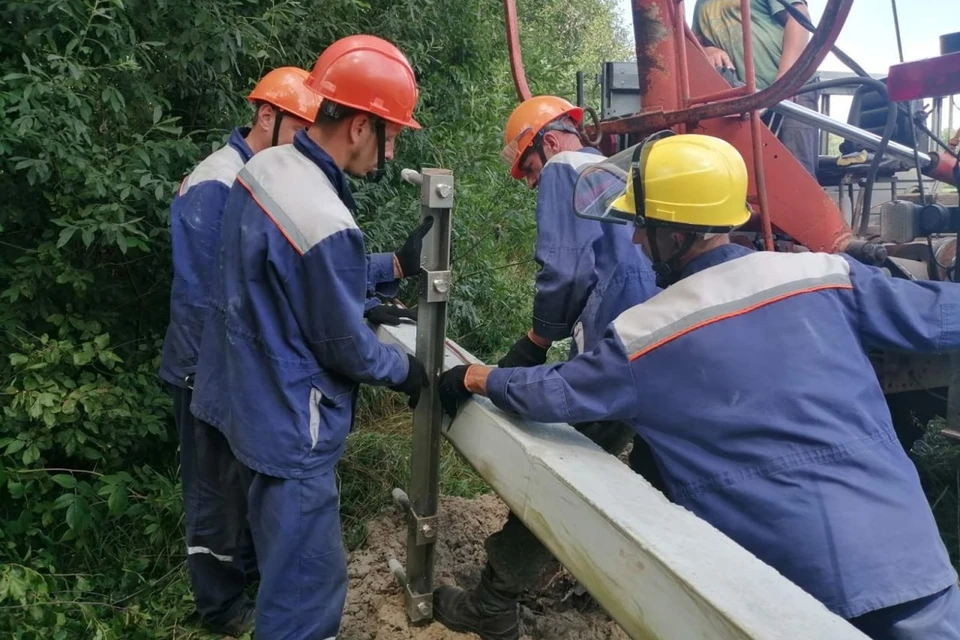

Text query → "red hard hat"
[247,67,323,123]
[305,34,421,130]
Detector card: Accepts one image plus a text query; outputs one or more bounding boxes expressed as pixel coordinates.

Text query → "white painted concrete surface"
[377,322,868,640]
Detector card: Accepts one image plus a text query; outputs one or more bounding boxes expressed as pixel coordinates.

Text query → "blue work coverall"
[160,128,400,629]
[531,149,654,345]
[159,127,257,627]
[190,130,409,639]
[480,149,661,595]
[485,243,960,639]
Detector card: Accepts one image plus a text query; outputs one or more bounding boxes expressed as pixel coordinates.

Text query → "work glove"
[365,303,417,326]
[438,365,473,418]
[497,334,548,369]
[394,217,435,278]
[390,354,429,409]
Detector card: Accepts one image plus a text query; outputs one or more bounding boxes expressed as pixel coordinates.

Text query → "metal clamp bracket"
[392,487,439,546]
[423,269,451,303]
[388,558,434,624]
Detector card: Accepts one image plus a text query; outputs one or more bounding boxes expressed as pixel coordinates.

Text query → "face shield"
[573,130,677,226]
[573,144,641,225]
[500,120,582,174]
[499,126,533,168]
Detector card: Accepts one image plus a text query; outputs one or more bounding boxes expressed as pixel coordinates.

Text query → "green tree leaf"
[65,496,90,531]
[51,474,77,489]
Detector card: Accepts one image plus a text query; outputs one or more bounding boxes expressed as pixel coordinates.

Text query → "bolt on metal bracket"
[387,558,434,624]
[392,487,440,546]
[423,269,451,303]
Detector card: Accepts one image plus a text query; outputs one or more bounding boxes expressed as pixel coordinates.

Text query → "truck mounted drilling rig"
[503,0,960,448]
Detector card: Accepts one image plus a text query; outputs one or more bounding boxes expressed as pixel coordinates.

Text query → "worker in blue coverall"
[431,96,661,640]
[189,34,429,640]
[438,132,960,640]
[158,66,323,636]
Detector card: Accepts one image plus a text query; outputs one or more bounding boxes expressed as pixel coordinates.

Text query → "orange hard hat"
[501,96,584,179]
[305,34,420,129]
[247,67,323,123]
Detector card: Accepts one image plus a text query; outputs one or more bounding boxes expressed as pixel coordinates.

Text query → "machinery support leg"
[388,167,454,624]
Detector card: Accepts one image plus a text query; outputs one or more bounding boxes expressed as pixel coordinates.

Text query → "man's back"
[160,129,252,386]
[612,245,955,618]
[191,135,407,479]
[486,242,958,619]
[533,149,654,342]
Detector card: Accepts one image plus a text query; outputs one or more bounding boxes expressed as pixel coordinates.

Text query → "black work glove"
[394,217,435,278]
[365,304,417,326]
[497,334,548,369]
[439,365,472,418]
[390,354,429,409]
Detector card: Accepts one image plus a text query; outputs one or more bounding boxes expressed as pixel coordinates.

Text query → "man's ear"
[541,131,562,154]
[348,114,371,144]
[256,104,275,132]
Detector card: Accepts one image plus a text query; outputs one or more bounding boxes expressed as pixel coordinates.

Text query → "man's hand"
[497,334,549,369]
[365,304,417,326]
[703,46,734,70]
[394,217,435,278]
[439,365,473,417]
[390,354,429,409]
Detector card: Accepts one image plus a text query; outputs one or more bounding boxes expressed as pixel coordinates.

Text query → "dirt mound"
[340,494,628,640]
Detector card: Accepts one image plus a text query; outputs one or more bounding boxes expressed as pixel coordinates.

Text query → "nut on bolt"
[432,278,449,294]
[435,183,452,198]
[420,523,435,539]
[417,601,432,617]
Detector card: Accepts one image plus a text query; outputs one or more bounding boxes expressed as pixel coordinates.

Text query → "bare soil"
[340,494,628,640]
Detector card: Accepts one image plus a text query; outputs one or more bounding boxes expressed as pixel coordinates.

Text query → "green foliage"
[0,0,627,635]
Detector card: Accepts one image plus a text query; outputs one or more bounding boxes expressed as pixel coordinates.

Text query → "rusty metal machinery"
[500,0,960,446]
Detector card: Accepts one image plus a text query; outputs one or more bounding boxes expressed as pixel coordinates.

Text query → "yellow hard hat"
[574,132,751,232]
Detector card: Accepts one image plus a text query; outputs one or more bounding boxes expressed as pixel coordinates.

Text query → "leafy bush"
[0,0,628,635]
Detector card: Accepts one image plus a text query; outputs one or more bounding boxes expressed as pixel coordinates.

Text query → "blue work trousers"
[247,467,348,640]
[850,584,960,640]
[172,385,256,627]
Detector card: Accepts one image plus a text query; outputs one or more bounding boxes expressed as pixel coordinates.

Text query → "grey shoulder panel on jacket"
[181,144,246,194]
[236,145,357,255]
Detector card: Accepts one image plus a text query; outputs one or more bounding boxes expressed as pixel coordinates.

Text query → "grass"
[339,390,491,549]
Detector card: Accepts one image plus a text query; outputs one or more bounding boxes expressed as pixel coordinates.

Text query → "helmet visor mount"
[573,129,675,225]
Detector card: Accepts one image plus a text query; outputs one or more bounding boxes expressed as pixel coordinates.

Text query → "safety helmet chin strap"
[270,109,285,147]
[366,117,386,182]
[645,223,698,288]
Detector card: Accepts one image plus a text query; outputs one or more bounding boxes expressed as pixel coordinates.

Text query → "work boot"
[205,603,255,637]
[433,566,520,640]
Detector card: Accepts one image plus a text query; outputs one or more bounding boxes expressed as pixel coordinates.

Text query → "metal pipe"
[735,0,775,250]
[685,84,752,107]
[633,0,682,114]
[740,0,757,94]
[613,0,853,134]
[769,99,933,166]
[675,0,690,107]
[750,109,775,250]
[576,71,584,108]
[503,0,532,102]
